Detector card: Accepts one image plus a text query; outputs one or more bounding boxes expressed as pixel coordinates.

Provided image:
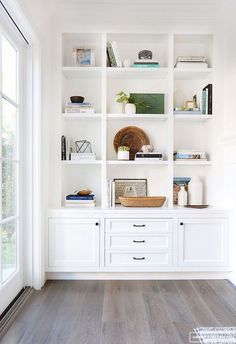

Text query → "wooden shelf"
[174,68,213,80]
[107,114,168,120]
[106,67,170,79]
[107,160,169,165]
[62,66,103,78]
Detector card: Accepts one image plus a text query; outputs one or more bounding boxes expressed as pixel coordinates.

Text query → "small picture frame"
[72,48,95,67]
[114,178,147,204]
[185,100,194,110]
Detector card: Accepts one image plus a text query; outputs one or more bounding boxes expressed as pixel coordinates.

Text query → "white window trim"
[0,0,43,289]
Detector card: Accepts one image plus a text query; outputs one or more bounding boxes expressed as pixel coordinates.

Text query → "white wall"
[16,0,236,283]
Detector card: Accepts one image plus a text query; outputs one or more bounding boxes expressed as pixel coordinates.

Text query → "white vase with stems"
[178,185,187,206]
[188,176,203,205]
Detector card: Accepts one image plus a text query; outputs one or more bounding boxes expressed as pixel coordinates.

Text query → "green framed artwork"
[129,93,165,114]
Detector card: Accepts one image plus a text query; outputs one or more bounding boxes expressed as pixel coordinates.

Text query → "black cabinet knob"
[180,222,184,226]
[95,222,99,226]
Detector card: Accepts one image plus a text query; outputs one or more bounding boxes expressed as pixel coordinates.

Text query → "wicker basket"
[119,196,166,207]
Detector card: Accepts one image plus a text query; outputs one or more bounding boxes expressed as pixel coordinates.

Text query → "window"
[0,34,19,283]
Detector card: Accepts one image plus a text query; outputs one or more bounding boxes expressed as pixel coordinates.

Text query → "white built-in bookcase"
[58,32,219,208]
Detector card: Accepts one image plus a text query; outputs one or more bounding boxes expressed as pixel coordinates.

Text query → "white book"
[112,41,122,68]
[65,108,95,114]
[175,62,208,69]
[65,200,95,204]
[65,203,96,207]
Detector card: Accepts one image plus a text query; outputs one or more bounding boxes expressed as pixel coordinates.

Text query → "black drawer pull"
[133,257,145,260]
[180,222,184,226]
[133,240,145,243]
[133,224,146,228]
[95,222,99,226]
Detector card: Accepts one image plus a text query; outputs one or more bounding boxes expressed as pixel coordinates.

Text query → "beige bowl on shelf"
[119,196,166,207]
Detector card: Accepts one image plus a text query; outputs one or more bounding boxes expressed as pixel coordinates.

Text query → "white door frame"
[0,0,43,291]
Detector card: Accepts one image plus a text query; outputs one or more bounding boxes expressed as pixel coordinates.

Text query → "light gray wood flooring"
[1,280,236,344]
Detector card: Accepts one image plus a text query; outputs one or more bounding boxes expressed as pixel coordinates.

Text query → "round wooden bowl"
[113,126,150,160]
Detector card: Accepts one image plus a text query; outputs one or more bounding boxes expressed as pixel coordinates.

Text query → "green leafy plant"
[116,91,130,104]
[118,146,130,151]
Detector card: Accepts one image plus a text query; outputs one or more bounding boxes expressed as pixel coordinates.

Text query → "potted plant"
[116,91,136,115]
[117,146,130,160]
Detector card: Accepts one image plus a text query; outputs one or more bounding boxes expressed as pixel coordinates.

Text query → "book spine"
[112,180,115,207]
[111,41,122,67]
[107,42,117,67]
[208,84,212,114]
[202,90,206,115]
[61,135,66,160]
[66,195,95,200]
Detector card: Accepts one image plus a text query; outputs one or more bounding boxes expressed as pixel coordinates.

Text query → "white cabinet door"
[178,218,229,267]
[48,218,100,268]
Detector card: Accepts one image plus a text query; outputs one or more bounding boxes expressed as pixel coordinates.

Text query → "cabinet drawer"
[106,219,172,233]
[105,233,172,250]
[105,251,172,267]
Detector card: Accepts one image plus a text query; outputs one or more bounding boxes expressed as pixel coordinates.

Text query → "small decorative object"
[125,103,136,115]
[119,196,166,207]
[141,145,154,153]
[173,177,191,204]
[75,140,92,153]
[74,189,92,196]
[70,96,84,103]
[114,179,147,204]
[185,100,194,110]
[129,93,164,114]
[123,59,132,68]
[138,50,152,60]
[178,186,187,206]
[113,126,150,160]
[117,146,130,160]
[116,91,136,115]
[188,176,203,205]
[72,48,95,66]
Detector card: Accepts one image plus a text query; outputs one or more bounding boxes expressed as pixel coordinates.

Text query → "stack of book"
[175,56,208,69]
[132,59,159,68]
[64,102,95,114]
[135,152,163,161]
[65,194,96,207]
[174,150,207,161]
[107,41,122,67]
[70,153,96,161]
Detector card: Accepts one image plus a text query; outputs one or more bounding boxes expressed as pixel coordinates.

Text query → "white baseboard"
[228,273,236,286]
[46,272,231,281]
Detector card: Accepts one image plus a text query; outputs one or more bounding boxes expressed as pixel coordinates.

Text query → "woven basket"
[119,196,166,207]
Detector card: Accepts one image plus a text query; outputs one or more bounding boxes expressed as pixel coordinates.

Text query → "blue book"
[202,90,206,114]
[132,64,160,68]
[66,194,95,200]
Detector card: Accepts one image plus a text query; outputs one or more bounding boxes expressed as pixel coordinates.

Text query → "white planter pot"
[125,103,136,115]
[188,176,203,205]
[117,151,129,160]
[110,102,124,114]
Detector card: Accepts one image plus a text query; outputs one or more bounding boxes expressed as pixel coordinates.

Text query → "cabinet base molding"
[45,272,231,281]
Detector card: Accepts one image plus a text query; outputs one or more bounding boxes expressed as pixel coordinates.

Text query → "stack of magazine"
[174,150,207,161]
[65,194,96,207]
[175,56,208,69]
[64,102,95,114]
[132,59,159,68]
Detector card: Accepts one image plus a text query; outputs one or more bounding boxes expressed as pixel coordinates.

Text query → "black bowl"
[70,96,84,103]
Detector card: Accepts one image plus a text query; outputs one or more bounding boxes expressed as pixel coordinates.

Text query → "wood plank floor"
[1,280,236,344]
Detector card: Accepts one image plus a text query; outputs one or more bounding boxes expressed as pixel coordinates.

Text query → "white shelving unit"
[58,32,216,208]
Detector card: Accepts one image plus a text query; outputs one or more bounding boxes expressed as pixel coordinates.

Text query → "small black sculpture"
[138,50,152,60]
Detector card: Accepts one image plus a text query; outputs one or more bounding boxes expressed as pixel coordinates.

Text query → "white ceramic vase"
[110,101,124,114]
[117,150,129,160]
[125,103,136,115]
[178,185,187,206]
[188,176,203,205]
